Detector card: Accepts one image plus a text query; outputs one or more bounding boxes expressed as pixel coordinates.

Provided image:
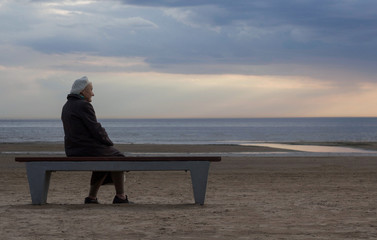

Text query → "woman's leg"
[88,171,108,199]
[111,171,126,199]
[110,151,127,199]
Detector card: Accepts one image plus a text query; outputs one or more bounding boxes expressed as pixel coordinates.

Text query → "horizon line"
[1,116,377,120]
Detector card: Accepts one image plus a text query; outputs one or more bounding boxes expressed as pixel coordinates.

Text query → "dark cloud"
[119,0,377,42]
[23,37,95,54]
[119,0,215,7]
[118,0,377,64]
[5,0,377,75]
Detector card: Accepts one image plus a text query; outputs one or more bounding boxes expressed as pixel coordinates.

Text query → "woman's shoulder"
[65,95,94,112]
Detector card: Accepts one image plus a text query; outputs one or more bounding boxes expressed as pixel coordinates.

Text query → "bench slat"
[15,156,221,162]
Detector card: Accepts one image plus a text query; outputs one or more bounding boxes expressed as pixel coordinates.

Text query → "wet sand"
[1,143,377,239]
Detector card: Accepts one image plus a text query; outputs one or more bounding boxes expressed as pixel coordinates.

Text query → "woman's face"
[81,83,94,102]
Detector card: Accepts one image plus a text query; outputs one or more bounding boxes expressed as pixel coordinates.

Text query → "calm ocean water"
[1,118,377,144]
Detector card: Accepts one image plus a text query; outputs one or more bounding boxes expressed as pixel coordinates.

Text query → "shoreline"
[2,141,377,155]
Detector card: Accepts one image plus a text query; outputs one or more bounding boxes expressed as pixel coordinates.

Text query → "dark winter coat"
[61,94,122,157]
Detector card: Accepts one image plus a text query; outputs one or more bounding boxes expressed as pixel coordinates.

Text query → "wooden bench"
[15,156,221,205]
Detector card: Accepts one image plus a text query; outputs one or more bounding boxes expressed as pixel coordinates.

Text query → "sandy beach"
[1,143,377,239]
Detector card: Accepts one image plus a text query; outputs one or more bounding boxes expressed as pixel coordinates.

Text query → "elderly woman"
[61,76,130,204]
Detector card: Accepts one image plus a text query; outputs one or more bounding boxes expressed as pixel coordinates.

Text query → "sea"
[1,117,377,144]
[2,117,377,156]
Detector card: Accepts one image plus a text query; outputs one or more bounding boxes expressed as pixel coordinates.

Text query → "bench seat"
[15,156,221,205]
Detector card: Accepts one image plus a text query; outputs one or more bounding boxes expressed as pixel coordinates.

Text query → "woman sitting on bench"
[61,76,130,204]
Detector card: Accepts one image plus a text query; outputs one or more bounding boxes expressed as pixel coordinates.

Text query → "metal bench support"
[24,160,213,205]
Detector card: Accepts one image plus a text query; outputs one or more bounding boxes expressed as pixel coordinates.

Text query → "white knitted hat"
[70,76,90,94]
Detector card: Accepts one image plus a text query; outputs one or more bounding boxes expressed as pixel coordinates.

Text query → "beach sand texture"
[1,143,377,239]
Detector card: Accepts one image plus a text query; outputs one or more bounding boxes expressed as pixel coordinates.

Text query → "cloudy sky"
[1,0,377,119]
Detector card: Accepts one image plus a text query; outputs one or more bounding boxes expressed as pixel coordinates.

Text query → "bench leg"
[190,162,210,205]
[26,164,51,205]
